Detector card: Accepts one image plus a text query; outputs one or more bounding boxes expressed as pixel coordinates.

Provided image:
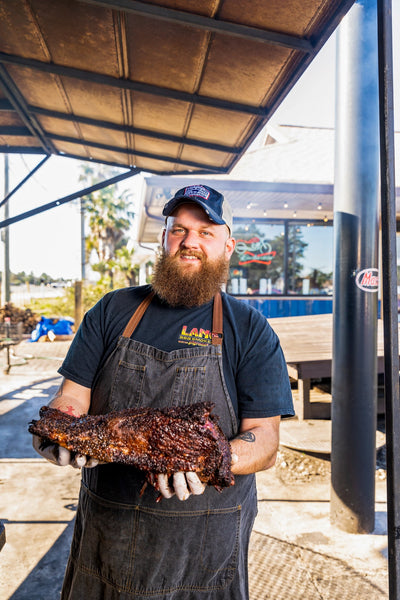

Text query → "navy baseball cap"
[162,184,233,233]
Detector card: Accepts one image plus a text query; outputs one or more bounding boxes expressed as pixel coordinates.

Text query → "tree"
[114,247,140,286]
[307,268,333,292]
[79,165,135,288]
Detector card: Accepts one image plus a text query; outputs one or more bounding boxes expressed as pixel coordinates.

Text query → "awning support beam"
[0,52,266,117]
[29,106,241,154]
[0,168,140,230]
[80,0,314,52]
[377,0,400,596]
[48,133,227,172]
[0,64,54,155]
[0,155,49,209]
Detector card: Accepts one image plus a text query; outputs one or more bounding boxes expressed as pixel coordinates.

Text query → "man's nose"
[181,230,200,248]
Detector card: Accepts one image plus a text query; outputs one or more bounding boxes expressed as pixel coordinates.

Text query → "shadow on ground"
[8,520,74,600]
[0,376,62,458]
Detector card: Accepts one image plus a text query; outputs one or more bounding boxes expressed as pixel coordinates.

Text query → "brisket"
[28,401,234,489]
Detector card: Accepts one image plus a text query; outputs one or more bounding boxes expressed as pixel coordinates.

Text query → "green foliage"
[26,281,123,321]
[307,268,333,290]
[114,247,140,286]
[79,164,138,288]
[9,271,63,286]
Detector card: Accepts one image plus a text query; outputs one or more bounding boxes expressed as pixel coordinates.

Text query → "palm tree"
[79,165,134,288]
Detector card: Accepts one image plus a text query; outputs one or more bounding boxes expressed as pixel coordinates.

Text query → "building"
[135,123,400,317]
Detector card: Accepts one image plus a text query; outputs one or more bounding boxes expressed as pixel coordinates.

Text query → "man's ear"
[225,236,236,260]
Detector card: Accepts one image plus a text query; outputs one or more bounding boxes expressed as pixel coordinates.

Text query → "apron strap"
[122,290,223,344]
[122,291,155,338]
[211,292,223,346]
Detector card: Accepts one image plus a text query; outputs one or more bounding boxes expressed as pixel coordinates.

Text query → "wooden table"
[269,314,389,420]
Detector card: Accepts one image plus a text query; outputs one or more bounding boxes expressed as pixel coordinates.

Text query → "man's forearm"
[230,416,280,475]
[48,378,91,417]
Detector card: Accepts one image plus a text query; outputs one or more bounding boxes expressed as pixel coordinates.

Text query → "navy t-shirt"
[59,285,294,420]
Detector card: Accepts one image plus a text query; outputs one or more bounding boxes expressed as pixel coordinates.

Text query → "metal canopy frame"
[377,0,400,595]
[0,155,49,210]
[0,0,356,174]
[0,51,269,116]
[0,164,140,230]
[82,0,315,52]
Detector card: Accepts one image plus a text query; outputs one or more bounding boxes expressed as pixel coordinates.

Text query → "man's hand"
[32,435,100,469]
[31,378,96,468]
[157,472,206,501]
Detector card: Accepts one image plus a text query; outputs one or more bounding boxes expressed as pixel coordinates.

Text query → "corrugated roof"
[0,0,355,175]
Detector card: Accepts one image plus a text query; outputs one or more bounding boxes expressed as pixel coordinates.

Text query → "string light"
[317,202,322,210]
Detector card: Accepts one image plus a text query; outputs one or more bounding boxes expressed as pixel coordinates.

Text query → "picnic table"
[269,314,390,420]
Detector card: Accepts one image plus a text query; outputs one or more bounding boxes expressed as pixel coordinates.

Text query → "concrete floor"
[0,340,390,599]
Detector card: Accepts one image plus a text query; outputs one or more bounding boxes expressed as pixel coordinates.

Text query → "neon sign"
[235,237,276,265]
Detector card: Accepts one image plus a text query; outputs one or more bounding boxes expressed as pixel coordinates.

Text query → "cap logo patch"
[184,185,210,200]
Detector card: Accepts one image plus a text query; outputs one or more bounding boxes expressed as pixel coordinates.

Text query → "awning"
[139,175,335,243]
[0,0,355,176]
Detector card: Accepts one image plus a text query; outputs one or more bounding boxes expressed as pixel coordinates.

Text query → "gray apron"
[61,293,257,600]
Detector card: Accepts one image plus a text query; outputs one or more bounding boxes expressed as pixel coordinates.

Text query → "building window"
[228,220,333,296]
[287,223,333,295]
[228,222,284,295]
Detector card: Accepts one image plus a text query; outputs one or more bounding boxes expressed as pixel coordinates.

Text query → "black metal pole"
[377,0,400,596]
[1,154,10,304]
[0,167,140,230]
[331,0,380,533]
[0,155,49,209]
[283,221,289,295]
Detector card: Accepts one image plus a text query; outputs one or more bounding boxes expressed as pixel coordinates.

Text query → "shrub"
[12,281,121,327]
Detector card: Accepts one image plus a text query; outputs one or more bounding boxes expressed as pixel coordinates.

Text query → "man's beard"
[151,248,229,307]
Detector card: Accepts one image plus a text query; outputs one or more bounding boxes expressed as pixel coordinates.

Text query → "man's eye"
[201,230,212,237]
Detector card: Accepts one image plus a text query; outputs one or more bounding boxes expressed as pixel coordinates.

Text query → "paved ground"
[0,340,390,599]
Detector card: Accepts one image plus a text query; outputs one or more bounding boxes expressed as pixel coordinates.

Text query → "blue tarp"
[30,316,74,342]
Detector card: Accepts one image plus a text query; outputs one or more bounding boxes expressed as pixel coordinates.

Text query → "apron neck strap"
[122,290,224,344]
[122,291,155,338]
[211,291,223,346]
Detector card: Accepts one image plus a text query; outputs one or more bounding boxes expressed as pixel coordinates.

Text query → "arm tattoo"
[50,380,81,416]
[237,431,256,443]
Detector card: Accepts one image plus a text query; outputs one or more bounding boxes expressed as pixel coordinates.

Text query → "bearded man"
[32,184,294,600]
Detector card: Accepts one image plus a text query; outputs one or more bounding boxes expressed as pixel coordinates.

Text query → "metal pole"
[74,280,83,331]
[0,167,140,230]
[377,0,400,596]
[283,221,289,295]
[331,0,380,533]
[80,197,86,281]
[1,154,10,304]
[0,155,49,210]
